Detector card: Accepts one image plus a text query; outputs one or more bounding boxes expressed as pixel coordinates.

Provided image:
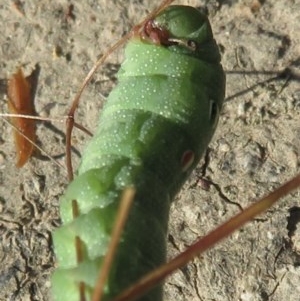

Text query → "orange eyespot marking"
[180,150,195,172]
[7,68,37,168]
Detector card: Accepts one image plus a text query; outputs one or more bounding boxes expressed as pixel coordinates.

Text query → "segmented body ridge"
[52,6,225,301]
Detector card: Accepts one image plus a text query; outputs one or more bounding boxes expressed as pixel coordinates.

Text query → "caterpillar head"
[142,5,221,62]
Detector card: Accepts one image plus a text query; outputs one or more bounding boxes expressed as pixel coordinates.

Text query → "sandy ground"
[0,0,300,301]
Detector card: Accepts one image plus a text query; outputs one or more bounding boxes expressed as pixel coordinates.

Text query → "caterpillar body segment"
[52,5,225,301]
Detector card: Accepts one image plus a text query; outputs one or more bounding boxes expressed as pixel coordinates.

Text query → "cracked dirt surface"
[0,1,300,301]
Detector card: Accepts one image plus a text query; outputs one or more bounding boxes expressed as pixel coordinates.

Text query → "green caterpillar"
[52,5,225,301]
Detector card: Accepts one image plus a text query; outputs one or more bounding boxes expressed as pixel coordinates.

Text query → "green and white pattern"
[52,5,225,301]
